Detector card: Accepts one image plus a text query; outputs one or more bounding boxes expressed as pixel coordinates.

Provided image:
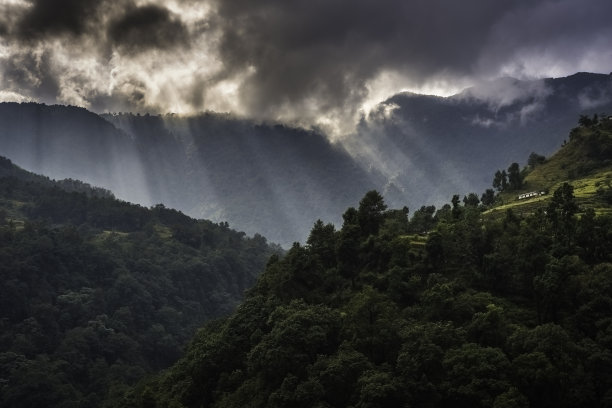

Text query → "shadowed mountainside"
[1,72,611,245]
[0,157,278,406]
[346,72,612,209]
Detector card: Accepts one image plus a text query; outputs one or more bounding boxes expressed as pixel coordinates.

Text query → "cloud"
[16,0,102,40]
[1,0,611,134]
[578,82,612,110]
[108,5,190,53]
[457,77,552,110]
[211,0,528,130]
[2,47,60,102]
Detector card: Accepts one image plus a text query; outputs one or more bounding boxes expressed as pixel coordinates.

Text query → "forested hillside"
[124,124,612,407]
[0,102,376,246]
[1,73,610,246]
[484,113,612,217]
[348,72,612,209]
[0,158,278,407]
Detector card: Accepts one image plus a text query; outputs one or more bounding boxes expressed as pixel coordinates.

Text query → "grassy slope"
[486,118,612,218]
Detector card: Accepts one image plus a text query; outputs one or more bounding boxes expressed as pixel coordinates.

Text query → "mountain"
[124,123,612,408]
[0,103,148,202]
[1,72,611,245]
[346,72,612,209]
[0,158,277,406]
[485,113,612,217]
[102,112,376,246]
[0,103,375,246]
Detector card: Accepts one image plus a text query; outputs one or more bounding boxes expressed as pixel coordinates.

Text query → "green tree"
[481,189,496,207]
[451,195,462,219]
[357,191,387,236]
[546,183,579,245]
[442,343,511,408]
[306,220,337,268]
[493,170,508,192]
[507,163,523,191]
[409,205,436,233]
[527,152,546,168]
[463,193,480,208]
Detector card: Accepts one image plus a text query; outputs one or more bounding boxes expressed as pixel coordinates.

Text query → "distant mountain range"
[1,72,611,245]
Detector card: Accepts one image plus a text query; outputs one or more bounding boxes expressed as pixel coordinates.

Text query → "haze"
[1,0,611,135]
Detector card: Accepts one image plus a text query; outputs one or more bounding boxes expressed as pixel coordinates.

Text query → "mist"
[1,0,611,135]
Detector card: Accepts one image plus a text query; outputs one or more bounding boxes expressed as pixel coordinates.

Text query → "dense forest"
[2,116,611,407]
[0,158,278,407]
[123,119,612,408]
[125,190,612,407]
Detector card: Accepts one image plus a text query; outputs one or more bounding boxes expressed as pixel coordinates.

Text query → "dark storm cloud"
[16,0,102,40]
[212,0,528,116]
[211,0,612,119]
[3,49,60,102]
[1,0,611,129]
[108,5,190,52]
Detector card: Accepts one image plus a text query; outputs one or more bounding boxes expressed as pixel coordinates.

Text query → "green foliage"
[507,163,523,191]
[463,193,480,208]
[0,166,277,407]
[528,152,546,168]
[481,189,496,207]
[357,190,388,237]
[493,170,508,192]
[129,188,612,408]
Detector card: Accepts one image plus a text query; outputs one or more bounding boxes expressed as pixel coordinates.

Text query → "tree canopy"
[126,186,612,408]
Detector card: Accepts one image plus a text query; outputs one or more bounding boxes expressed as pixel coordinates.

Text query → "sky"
[1,0,611,135]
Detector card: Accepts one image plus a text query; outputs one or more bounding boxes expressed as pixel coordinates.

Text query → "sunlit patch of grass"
[399,234,428,246]
[595,208,612,217]
[154,224,173,239]
[6,219,25,230]
[92,230,129,243]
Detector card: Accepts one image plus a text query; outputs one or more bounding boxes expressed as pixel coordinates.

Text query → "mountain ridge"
[0,157,278,406]
[1,72,611,245]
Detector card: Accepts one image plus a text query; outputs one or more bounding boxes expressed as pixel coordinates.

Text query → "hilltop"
[0,103,375,246]
[1,72,611,245]
[487,114,612,217]
[347,72,612,209]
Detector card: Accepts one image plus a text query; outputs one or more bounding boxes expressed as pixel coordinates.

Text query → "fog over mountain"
[0,102,376,245]
[2,0,612,244]
[1,0,611,134]
[345,72,612,208]
[1,72,611,245]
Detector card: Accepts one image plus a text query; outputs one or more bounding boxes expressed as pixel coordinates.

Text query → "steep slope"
[0,103,376,246]
[104,112,377,246]
[487,115,612,216]
[0,102,149,203]
[2,72,610,245]
[127,186,612,408]
[346,72,612,210]
[0,159,277,407]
